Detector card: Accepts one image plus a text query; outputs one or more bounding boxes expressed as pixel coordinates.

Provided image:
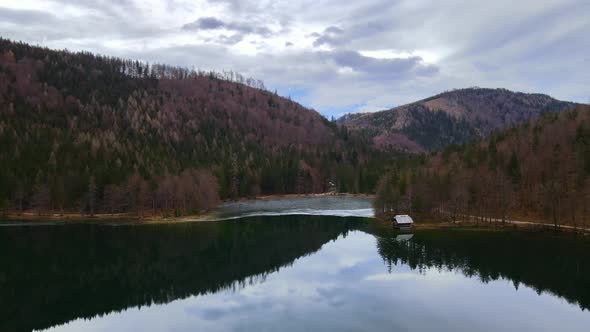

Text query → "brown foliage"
[381,106,590,227]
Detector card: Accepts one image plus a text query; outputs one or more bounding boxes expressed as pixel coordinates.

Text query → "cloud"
[329,50,438,78]
[312,26,345,48]
[182,16,273,37]
[0,7,57,24]
[0,0,588,116]
[184,17,225,30]
[325,26,344,35]
[215,34,244,45]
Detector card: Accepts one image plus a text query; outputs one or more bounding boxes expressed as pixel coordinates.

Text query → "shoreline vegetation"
[380,218,590,234]
[0,38,392,222]
[373,106,590,234]
[3,192,589,234]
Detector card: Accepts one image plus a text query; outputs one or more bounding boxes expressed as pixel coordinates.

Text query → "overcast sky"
[1,0,588,117]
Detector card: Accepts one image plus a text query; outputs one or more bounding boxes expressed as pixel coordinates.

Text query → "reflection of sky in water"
[41,231,590,332]
[205,196,374,221]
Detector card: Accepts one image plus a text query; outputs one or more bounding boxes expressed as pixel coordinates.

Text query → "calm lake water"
[1,197,589,331]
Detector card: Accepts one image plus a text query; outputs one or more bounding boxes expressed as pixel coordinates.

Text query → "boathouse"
[392,214,414,228]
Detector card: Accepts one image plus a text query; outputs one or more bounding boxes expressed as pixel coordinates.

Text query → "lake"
[1,197,589,331]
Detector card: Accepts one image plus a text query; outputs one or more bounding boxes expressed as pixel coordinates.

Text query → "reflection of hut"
[395,234,414,241]
[392,215,414,229]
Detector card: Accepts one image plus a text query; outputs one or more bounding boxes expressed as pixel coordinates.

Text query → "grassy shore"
[373,215,590,235]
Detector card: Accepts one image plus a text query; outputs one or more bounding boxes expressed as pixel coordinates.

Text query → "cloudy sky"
[1,0,588,117]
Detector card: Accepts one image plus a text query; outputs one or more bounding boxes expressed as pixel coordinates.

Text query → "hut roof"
[394,215,413,225]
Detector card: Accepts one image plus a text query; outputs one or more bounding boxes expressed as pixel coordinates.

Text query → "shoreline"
[221,192,376,203]
[5,193,587,235]
[0,192,376,225]
[374,217,590,235]
[0,210,217,225]
[3,212,588,234]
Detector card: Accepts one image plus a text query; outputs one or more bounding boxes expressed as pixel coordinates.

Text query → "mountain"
[338,88,578,152]
[0,38,389,216]
[373,104,590,227]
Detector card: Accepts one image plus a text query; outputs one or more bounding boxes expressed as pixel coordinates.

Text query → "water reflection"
[376,229,590,311]
[1,218,589,332]
[0,216,362,332]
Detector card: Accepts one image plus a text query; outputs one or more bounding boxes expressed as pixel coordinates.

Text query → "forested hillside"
[0,38,390,217]
[374,105,590,228]
[339,88,577,152]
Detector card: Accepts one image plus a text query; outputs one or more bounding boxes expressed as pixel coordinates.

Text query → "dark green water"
[1,216,589,331]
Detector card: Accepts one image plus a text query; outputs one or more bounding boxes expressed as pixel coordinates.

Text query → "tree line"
[374,105,590,228]
[0,38,391,217]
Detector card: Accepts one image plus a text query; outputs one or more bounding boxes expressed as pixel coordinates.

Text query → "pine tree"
[507,151,521,185]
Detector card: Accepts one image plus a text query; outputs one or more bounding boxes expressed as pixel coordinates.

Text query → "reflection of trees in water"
[0,216,363,332]
[376,230,590,311]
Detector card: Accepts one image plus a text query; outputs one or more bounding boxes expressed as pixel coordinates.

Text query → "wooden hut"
[392,214,413,229]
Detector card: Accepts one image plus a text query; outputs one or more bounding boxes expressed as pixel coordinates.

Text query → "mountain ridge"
[0,37,388,216]
[337,87,579,152]
[373,104,590,228]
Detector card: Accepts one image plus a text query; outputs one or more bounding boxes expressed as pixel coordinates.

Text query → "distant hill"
[373,104,590,228]
[338,88,578,152]
[0,38,388,216]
